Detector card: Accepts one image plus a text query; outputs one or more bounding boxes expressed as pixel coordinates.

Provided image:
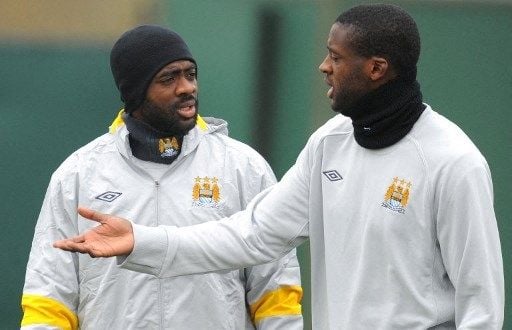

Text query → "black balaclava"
[110,25,196,114]
[110,25,196,164]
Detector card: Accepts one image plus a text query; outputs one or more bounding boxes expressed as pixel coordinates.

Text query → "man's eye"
[161,76,175,83]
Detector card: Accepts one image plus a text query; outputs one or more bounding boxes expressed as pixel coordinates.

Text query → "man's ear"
[365,56,390,81]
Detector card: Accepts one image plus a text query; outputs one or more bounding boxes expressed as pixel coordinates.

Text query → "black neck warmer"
[123,113,183,164]
[346,74,425,149]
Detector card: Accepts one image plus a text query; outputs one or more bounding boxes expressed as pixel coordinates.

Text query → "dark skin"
[53,207,134,257]
[133,60,198,135]
[53,23,399,258]
[319,22,396,114]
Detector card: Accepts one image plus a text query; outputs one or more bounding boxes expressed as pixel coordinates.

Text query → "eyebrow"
[157,64,197,78]
[327,46,340,55]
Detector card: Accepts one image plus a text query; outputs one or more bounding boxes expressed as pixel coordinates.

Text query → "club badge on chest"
[192,176,222,208]
[382,177,412,214]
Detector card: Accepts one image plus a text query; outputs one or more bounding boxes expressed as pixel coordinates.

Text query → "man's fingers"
[53,240,110,258]
[53,239,88,253]
[78,206,109,224]
[70,235,86,243]
[54,207,132,257]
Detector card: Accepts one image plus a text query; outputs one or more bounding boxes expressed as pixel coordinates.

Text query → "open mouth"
[176,100,196,119]
[327,86,334,98]
[324,78,334,98]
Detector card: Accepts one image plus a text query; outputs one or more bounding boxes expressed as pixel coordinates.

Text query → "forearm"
[121,171,310,278]
[121,203,303,277]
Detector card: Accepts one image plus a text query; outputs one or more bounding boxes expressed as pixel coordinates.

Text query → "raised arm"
[121,160,310,277]
[55,135,318,279]
[54,162,311,278]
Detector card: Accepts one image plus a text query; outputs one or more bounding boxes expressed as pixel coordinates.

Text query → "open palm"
[53,206,134,257]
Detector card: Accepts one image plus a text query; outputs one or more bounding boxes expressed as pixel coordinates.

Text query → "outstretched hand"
[53,206,134,257]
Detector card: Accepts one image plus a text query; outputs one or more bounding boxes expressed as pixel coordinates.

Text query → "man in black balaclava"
[110,25,198,164]
[22,25,303,329]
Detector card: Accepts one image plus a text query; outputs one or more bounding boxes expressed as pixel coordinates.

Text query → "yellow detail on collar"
[196,114,208,131]
[109,109,126,134]
[108,109,208,133]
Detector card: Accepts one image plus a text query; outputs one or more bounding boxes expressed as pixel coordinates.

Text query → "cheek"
[332,66,346,84]
[147,86,175,104]
[332,72,345,91]
[155,95,177,108]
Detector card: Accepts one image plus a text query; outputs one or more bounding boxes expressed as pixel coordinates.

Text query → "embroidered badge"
[192,176,221,208]
[381,177,411,214]
[158,137,180,158]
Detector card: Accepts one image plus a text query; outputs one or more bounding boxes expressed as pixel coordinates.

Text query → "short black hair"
[336,4,420,77]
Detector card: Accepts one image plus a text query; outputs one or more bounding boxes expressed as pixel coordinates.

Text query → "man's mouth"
[176,100,196,119]
[327,86,334,99]
[324,78,334,98]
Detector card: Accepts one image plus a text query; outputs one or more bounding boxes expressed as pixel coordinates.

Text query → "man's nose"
[319,55,331,73]
[176,76,196,95]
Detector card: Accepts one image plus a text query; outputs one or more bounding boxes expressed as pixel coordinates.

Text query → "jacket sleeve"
[435,155,504,328]
[21,166,80,330]
[244,250,303,329]
[121,139,313,278]
[240,156,303,329]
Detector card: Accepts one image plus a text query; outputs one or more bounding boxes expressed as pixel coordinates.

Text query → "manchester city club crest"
[192,176,221,208]
[381,177,412,214]
[158,137,180,158]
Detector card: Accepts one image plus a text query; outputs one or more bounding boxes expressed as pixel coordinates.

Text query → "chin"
[180,117,198,134]
[330,101,343,114]
[183,114,198,125]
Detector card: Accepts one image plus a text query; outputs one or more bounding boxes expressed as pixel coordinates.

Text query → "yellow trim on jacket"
[21,294,78,330]
[108,109,208,134]
[249,285,303,324]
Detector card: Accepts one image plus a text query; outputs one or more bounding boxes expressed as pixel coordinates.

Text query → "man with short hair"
[21,25,303,329]
[55,5,504,329]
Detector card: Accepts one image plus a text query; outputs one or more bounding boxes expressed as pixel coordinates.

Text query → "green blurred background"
[1,0,510,328]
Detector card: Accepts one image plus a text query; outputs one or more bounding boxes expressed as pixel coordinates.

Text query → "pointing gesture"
[53,206,134,257]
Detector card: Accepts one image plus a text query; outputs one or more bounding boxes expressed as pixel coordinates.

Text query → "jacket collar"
[109,109,228,161]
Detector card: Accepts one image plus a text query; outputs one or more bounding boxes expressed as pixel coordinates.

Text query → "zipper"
[155,180,164,329]
[155,180,160,225]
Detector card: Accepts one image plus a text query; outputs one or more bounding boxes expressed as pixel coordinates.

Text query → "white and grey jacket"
[121,106,504,329]
[21,115,303,330]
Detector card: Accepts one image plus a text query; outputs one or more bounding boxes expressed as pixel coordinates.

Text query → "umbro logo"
[323,170,343,182]
[95,191,122,202]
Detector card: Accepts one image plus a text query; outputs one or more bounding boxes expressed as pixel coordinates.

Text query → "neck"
[123,113,185,164]
[346,74,425,149]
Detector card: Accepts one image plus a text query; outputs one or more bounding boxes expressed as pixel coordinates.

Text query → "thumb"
[77,206,109,224]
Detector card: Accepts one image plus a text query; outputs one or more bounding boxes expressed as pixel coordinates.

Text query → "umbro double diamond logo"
[95,191,122,202]
[322,170,343,182]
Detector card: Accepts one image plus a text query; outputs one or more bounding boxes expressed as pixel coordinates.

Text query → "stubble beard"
[331,71,371,118]
[138,96,198,136]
